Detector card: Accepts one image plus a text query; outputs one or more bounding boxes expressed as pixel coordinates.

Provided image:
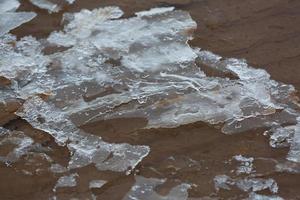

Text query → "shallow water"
[1,0,300,200]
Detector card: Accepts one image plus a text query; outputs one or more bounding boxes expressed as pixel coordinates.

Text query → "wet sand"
[1,0,300,199]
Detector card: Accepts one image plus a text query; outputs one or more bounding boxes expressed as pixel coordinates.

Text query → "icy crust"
[122,176,191,200]
[0,6,300,170]
[17,96,150,173]
[0,0,36,37]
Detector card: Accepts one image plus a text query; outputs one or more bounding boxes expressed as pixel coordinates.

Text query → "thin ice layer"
[17,96,150,173]
[122,176,190,200]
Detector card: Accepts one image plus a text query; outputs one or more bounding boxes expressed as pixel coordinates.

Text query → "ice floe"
[123,176,191,200]
[0,0,36,37]
[29,0,61,13]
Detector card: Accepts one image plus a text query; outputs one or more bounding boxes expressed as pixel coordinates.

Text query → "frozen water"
[233,155,254,175]
[287,118,300,163]
[214,175,279,195]
[0,12,36,36]
[54,173,78,190]
[122,176,191,200]
[17,96,150,173]
[0,0,20,13]
[29,0,60,13]
[89,180,107,189]
[0,128,34,164]
[247,193,283,200]
[0,0,36,36]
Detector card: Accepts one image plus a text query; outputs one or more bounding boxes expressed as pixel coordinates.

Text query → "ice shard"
[17,96,150,173]
[0,12,36,36]
[122,176,191,200]
[29,0,60,13]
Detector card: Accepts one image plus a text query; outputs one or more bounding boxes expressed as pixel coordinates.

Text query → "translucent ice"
[17,96,150,173]
[122,176,191,200]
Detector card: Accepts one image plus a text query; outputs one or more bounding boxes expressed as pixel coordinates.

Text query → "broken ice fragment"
[89,180,107,189]
[0,0,20,13]
[16,96,150,173]
[287,118,300,163]
[0,12,36,36]
[122,176,191,200]
[65,0,75,4]
[29,0,60,13]
[214,175,278,194]
[233,155,254,175]
[0,128,34,164]
[247,193,283,200]
[54,173,78,191]
[135,7,175,17]
[50,164,68,174]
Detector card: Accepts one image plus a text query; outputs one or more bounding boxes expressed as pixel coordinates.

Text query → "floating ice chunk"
[214,175,234,191]
[50,164,68,174]
[0,127,10,136]
[0,35,49,87]
[89,180,107,189]
[287,118,300,163]
[0,12,36,36]
[122,176,191,200]
[233,155,254,175]
[54,173,78,191]
[0,0,20,13]
[236,178,278,194]
[65,0,75,4]
[214,175,278,194]
[247,193,283,200]
[135,7,175,17]
[16,96,150,173]
[275,161,300,173]
[29,0,60,13]
[269,125,295,148]
[48,7,124,46]
[0,128,34,164]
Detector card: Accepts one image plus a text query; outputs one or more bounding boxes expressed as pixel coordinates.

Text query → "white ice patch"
[54,173,78,191]
[17,96,150,174]
[287,118,300,163]
[214,175,278,194]
[0,0,20,13]
[122,176,191,200]
[0,128,34,164]
[233,155,254,175]
[89,180,107,189]
[0,12,36,36]
[29,0,60,13]
[1,5,300,181]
